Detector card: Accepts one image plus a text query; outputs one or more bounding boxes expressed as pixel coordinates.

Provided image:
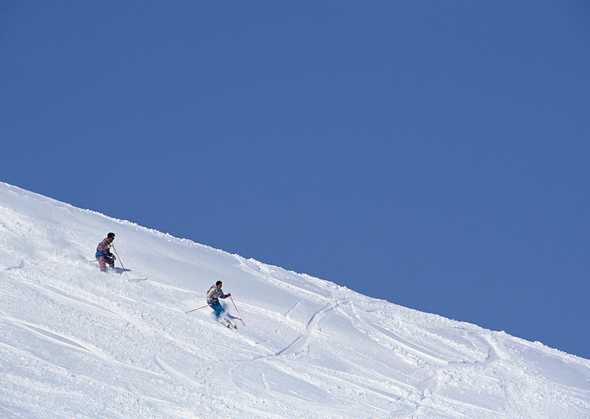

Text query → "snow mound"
[1,182,589,418]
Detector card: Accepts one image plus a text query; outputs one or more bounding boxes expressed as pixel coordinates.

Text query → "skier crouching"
[207,281,231,322]
[96,232,116,272]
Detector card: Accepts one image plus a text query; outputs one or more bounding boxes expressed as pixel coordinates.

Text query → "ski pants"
[97,255,115,272]
[209,301,225,319]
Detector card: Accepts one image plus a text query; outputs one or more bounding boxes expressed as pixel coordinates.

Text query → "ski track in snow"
[274,301,341,357]
[1,182,590,418]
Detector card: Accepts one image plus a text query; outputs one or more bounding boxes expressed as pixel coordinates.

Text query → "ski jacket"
[96,238,113,258]
[207,285,229,305]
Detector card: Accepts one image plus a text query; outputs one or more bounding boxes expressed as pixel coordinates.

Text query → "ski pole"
[186,304,208,314]
[230,296,240,314]
[111,244,126,270]
[229,296,245,325]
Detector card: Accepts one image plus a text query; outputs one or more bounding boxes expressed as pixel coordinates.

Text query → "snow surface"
[0,181,589,419]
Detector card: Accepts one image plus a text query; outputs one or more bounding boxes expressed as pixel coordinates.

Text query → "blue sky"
[2,1,589,358]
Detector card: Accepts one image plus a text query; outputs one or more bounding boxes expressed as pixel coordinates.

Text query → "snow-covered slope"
[0,182,589,419]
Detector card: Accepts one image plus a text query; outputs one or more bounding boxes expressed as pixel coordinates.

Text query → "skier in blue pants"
[206,281,231,321]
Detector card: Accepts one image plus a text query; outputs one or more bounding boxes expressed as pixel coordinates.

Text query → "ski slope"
[0,182,589,419]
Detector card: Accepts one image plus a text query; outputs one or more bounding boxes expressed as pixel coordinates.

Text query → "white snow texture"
[0,181,589,419]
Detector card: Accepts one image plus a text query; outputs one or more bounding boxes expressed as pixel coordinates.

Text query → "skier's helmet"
[107,232,116,239]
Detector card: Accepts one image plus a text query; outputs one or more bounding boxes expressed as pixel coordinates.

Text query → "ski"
[219,319,237,330]
[126,277,148,282]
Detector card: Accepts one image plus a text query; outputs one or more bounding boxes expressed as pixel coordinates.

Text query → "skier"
[206,281,232,325]
[96,232,116,272]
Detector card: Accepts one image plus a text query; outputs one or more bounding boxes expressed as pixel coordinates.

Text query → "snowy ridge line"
[2,181,342,291]
[0,181,225,256]
[1,181,590,418]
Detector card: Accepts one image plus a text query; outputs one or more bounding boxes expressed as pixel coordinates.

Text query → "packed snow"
[0,181,589,418]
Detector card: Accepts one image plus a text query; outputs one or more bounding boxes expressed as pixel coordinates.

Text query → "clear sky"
[2,2,589,358]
